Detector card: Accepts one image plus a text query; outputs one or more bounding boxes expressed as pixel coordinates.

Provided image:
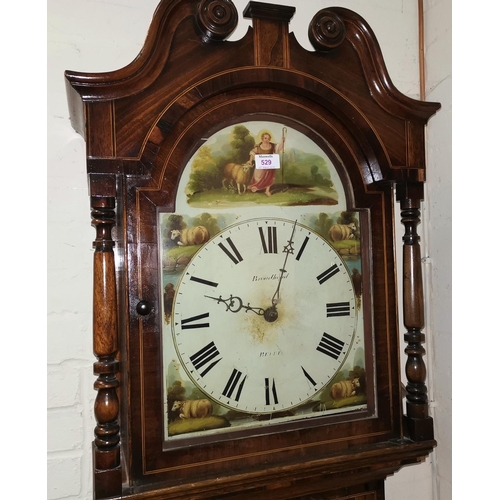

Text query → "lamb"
[330,378,360,400]
[171,399,213,419]
[222,162,253,195]
[328,223,357,242]
[171,226,210,246]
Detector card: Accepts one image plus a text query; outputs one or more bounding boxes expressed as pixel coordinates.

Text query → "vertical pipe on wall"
[418,0,425,100]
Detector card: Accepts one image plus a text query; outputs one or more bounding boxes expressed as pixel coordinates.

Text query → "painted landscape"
[184,124,340,207]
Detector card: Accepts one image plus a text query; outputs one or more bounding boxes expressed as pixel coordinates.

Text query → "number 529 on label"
[255,154,281,170]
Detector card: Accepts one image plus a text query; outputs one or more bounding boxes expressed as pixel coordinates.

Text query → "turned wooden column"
[396,182,433,442]
[90,180,122,498]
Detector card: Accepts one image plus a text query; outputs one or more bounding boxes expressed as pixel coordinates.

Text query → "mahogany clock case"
[65,0,440,498]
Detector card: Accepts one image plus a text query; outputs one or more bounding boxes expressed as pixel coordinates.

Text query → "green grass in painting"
[187,186,337,207]
[313,394,367,411]
[168,415,231,436]
[331,240,359,251]
[167,244,202,260]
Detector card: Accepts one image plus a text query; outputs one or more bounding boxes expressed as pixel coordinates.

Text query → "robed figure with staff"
[247,128,286,196]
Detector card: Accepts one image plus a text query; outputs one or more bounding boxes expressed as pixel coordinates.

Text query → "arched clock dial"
[172,218,357,413]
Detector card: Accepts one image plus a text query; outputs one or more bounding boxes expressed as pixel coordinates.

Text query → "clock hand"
[205,294,265,316]
[271,220,297,307]
[261,221,297,323]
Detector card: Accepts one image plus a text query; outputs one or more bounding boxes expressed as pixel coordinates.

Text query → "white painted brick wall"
[424,1,451,500]
[47,1,451,499]
[47,365,81,408]
[48,456,83,498]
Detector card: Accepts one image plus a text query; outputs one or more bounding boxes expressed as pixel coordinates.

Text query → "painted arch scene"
[183,121,343,207]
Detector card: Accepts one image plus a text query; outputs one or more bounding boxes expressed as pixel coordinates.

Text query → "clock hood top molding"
[65,0,440,185]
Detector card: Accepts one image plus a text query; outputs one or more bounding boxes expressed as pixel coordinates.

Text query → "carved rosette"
[308,8,346,52]
[196,0,238,43]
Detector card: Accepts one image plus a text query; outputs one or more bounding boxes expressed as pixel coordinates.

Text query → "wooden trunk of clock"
[65,1,440,499]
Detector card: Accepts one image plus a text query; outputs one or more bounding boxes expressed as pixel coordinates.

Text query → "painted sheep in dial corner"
[328,223,357,242]
[171,225,210,246]
[171,399,213,419]
[330,378,361,400]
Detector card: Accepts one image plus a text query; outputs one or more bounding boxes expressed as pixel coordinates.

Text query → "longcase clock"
[65,1,441,499]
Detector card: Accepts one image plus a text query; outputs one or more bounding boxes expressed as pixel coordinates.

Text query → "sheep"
[222,162,253,195]
[171,226,210,246]
[330,378,360,400]
[171,399,213,419]
[328,223,357,242]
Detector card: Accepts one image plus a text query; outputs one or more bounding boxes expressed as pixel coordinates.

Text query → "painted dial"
[171,218,357,413]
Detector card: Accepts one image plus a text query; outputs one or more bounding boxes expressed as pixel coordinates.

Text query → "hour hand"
[205,294,265,316]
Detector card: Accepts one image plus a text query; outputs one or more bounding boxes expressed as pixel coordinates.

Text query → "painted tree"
[310,165,333,188]
[337,211,358,227]
[191,145,216,171]
[230,125,255,164]
[187,163,221,193]
[167,380,186,421]
[192,212,221,237]
[314,212,334,240]
[162,214,187,248]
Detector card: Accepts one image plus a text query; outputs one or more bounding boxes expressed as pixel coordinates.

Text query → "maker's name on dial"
[252,273,289,282]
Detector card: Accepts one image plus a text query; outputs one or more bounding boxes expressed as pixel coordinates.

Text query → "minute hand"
[271,221,297,307]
